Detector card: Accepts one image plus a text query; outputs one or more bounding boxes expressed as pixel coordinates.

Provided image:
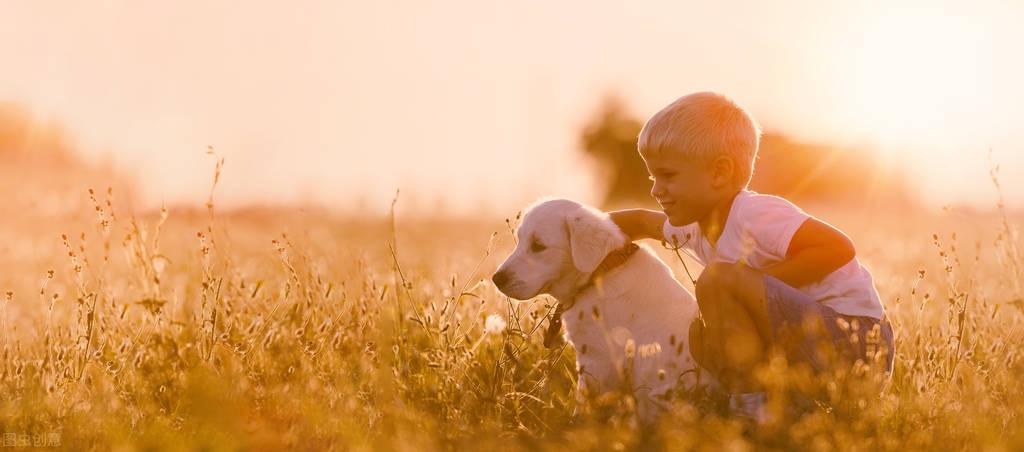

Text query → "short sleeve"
[737,194,810,259]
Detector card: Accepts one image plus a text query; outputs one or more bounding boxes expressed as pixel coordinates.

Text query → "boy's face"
[642,151,725,227]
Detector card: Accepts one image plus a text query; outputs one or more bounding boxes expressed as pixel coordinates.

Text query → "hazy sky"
[3,1,1023,215]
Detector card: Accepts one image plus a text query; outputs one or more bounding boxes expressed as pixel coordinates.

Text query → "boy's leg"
[689,261,773,393]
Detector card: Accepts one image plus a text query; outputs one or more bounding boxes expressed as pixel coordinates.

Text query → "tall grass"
[1,159,1023,450]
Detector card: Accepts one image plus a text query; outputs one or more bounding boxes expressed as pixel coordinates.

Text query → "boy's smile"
[642,150,737,237]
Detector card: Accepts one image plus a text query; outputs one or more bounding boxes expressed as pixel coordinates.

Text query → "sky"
[3,0,1023,216]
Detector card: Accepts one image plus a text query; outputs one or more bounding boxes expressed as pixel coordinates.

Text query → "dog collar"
[589,242,640,281]
[543,242,640,349]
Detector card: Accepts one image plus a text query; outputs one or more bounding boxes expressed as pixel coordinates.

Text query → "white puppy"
[492,198,708,424]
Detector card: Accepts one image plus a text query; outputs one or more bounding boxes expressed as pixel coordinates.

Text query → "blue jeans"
[764,275,895,375]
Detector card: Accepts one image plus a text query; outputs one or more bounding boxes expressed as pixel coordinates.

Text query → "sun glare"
[841,7,990,153]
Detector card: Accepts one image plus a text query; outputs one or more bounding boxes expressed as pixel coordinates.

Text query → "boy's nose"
[650,180,665,198]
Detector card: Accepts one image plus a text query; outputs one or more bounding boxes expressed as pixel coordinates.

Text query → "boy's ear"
[710,156,735,188]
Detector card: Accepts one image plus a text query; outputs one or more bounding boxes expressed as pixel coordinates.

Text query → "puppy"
[492,198,708,424]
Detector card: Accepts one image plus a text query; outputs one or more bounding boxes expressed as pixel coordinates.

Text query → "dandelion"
[639,342,662,358]
[484,313,506,336]
[625,339,636,360]
[152,255,168,276]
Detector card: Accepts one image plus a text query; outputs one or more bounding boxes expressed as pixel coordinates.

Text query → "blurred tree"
[751,133,914,208]
[579,95,656,209]
[0,101,73,162]
[578,95,914,210]
[0,102,136,219]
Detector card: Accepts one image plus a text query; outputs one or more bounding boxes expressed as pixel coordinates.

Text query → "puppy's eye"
[530,239,546,253]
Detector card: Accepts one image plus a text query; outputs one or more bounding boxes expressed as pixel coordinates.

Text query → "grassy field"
[1,180,1023,450]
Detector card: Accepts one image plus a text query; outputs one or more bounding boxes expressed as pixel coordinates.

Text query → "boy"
[609,91,894,422]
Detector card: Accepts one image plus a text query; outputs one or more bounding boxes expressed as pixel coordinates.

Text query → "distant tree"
[752,133,914,207]
[579,95,656,209]
[0,101,73,162]
[578,95,914,209]
[0,101,136,218]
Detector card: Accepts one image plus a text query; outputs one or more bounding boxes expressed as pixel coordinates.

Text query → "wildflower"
[152,255,169,276]
[484,313,506,336]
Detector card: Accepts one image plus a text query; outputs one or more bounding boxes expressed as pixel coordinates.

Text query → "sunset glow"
[2,1,1022,213]
[4,2,1024,449]
[846,8,989,147]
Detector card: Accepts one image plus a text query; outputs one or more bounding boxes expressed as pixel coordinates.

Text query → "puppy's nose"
[492,270,510,290]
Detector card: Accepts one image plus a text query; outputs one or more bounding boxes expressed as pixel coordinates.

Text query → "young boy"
[609,91,894,422]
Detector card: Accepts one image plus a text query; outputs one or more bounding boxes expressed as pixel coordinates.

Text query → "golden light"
[840,7,991,154]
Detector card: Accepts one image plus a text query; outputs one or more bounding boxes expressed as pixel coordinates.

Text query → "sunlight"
[841,7,991,154]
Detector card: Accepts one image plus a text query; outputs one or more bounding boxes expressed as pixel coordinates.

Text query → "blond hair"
[638,92,761,188]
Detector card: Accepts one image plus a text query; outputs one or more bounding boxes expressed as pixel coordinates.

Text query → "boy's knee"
[695,261,749,300]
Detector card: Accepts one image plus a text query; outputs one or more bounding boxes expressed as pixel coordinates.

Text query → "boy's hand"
[763,218,856,288]
[608,209,667,242]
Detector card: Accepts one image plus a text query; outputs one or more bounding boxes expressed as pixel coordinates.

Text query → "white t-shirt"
[662,190,885,319]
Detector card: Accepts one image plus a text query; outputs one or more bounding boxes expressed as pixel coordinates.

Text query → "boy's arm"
[608,209,667,242]
[762,218,856,288]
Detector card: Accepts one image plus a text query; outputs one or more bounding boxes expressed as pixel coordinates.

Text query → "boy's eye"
[530,239,546,253]
[649,172,675,182]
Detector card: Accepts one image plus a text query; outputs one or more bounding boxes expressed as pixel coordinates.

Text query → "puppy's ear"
[567,210,623,273]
